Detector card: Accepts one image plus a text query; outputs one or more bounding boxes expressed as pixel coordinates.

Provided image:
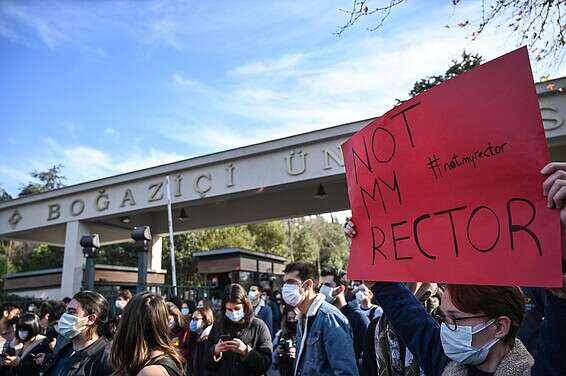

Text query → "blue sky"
[1,0,564,197]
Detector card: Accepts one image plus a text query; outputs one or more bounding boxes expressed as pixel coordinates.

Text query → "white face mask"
[169,319,176,329]
[319,285,337,304]
[181,308,190,316]
[17,330,29,341]
[282,283,305,307]
[248,290,259,301]
[115,300,126,310]
[355,291,368,304]
[440,319,500,365]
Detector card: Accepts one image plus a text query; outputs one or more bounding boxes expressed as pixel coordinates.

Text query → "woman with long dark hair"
[111,292,185,376]
[0,313,51,375]
[167,302,190,360]
[203,283,272,376]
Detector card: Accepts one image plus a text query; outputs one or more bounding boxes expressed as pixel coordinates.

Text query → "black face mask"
[7,317,20,326]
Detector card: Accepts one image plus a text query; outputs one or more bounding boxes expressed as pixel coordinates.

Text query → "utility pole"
[287,219,294,262]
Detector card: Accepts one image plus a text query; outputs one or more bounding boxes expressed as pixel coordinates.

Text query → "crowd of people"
[0,162,564,376]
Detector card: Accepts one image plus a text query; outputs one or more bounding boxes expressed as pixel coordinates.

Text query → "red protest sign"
[342,47,563,287]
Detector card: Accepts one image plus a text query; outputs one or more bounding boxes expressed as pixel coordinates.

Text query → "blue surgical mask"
[189,320,202,333]
[440,319,500,365]
[57,313,85,340]
[181,308,190,316]
[319,285,336,304]
[225,308,245,322]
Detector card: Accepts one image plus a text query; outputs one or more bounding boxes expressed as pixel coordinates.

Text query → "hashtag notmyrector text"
[426,141,508,179]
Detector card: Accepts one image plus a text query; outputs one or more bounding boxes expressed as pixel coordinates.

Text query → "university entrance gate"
[1,77,565,298]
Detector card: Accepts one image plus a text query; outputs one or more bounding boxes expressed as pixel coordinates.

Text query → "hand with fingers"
[343,218,375,288]
[343,218,356,244]
[541,162,566,225]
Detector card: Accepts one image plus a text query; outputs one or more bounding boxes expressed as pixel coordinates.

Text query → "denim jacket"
[295,293,359,376]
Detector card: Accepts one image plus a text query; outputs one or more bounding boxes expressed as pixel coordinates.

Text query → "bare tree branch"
[336,0,566,67]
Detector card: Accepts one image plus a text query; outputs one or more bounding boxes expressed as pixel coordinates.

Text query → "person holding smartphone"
[1,313,51,376]
[204,283,272,376]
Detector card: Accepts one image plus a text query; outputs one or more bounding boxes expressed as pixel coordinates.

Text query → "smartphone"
[220,334,232,342]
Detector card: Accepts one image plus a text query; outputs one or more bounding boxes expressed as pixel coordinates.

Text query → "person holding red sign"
[343,162,566,376]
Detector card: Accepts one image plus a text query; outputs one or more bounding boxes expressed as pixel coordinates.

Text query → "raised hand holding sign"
[341,47,563,288]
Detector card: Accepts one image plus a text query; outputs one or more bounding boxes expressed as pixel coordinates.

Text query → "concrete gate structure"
[1,77,566,299]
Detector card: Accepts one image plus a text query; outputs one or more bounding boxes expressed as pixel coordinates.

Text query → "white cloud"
[172,73,199,88]
[160,23,510,152]
[104,128,120,137]
[145,18,183,50]
[1,2,66,49]
[229,53,304,76]
[0,138,187,195]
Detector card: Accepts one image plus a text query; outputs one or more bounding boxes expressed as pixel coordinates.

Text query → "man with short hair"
[355,283,383,322]
[282,261,358,376]
[248,284,273,337]
[0,305,21,350]
[320,267,369,370]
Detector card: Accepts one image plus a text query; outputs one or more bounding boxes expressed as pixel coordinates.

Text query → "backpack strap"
[369,306,378,320]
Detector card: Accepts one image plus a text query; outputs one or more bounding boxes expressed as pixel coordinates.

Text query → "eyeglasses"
[433,311,491,331]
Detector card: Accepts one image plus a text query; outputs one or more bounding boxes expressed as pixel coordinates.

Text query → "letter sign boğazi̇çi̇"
[341,47,563,287]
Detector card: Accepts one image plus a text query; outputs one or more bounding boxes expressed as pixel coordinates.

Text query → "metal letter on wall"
[120,189,137,207]
[226,163,235,187]
[174,175,183,197]
[47,203,61,221]
[194,174,212,198]
[8,210,22,229]
[285,150,308,176]
[148,182,164,202]
[541,106,564,131]
[322,147,344,170]
[70,199,85,217]
[95,189,110,211]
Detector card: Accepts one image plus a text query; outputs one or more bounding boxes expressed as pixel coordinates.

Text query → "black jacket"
[43,337,112,376]
[5,337,52,376]
[339,302,370,363]
[204,317,272,376]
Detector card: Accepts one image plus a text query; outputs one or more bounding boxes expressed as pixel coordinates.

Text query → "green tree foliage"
[19,164,66,197]
[0,187,12,202]
[15,244,63,272]
[409,51,482,97]
[96,243,137,267]
[162,225,256,285]
[0,165,68,281]
[290,218,319,264]
[246,222,287,256]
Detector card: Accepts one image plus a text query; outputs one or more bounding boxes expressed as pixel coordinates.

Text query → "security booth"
[194,248,286,291]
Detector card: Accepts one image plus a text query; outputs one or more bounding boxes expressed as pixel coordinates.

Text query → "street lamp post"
[80,234,100,291]
[131,226,152,293]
